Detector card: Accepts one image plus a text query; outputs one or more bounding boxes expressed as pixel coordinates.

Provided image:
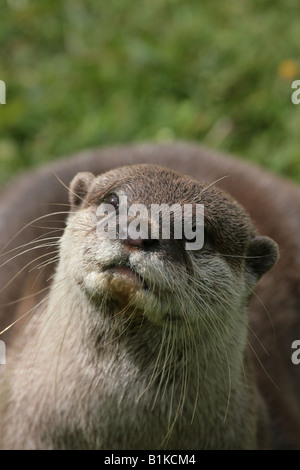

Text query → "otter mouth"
[102,263,150,291]
[94,261,182,324]
[98,262,153,312]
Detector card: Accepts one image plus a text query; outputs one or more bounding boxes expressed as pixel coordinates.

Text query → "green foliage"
[1,0,300,185]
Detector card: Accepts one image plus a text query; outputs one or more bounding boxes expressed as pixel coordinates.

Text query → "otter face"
[61,164,279,327]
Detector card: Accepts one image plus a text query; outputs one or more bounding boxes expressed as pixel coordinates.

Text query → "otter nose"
[123,235,143,248]
[118,216,159,250]
[122,235,159,250]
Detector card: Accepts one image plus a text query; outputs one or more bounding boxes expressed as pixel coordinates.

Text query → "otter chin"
[0,147,298,450]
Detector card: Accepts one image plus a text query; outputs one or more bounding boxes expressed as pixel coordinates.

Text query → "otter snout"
[122,233,159,251]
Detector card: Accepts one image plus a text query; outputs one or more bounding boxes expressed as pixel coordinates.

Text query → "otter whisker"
[0,242,60,271]
[0,235,61,260]
[26,251,60,278]
[139,322,168,401]
[0,211,70,256]
[199,175,230,196]
[0,285,51,311]
[27,281,68,363]
[51,171,93,209]
[0,286,51,337]
[251,290,276,343]
[32,255,60,273]
[150,322,174,410]
[246,338,279,391]
[0,251,62,296]
[40,202,73,207]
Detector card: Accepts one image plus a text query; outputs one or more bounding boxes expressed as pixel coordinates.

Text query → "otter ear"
[246,236,279,279]
[69,172,95,210]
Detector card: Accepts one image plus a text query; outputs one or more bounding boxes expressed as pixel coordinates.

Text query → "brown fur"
[0,142,299,449]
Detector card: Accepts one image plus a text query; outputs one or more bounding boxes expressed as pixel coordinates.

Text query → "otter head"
[62,164,278,337]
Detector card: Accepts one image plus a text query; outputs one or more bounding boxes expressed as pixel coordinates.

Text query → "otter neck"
[48,264,250,397]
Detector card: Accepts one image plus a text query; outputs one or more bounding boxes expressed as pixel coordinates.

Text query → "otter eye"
[106,193,119,209]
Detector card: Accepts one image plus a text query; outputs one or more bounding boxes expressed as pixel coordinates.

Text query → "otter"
[0,142,299,449]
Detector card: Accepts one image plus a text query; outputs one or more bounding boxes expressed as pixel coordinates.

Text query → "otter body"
[0,143,299,449]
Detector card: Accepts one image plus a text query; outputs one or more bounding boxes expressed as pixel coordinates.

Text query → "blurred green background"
[1,0,300,186]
